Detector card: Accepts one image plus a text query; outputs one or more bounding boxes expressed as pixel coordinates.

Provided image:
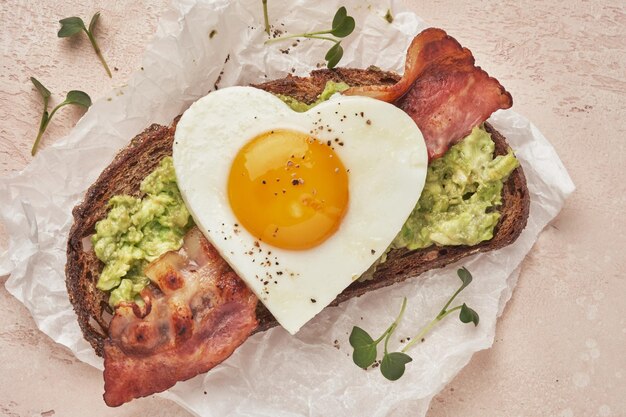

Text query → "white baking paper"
[0,0,575,416]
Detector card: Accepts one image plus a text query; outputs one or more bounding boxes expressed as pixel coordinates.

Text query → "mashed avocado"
[392,126,519,250]
[276,81,349,112]
[92,156,193,306]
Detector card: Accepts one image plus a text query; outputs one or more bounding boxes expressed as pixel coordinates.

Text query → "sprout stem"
[86,30,112,78]
[401,305,462,353]
[265,33,338,45]
[262,0,270,36]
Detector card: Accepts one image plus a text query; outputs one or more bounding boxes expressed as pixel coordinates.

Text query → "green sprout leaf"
[332,6,347,29]
[459,303,480,326]
[325,42,343,69]
[30,77,51,107]
[88,11,101,34]
[380,352,412,381]
[58,16,86,37]
[58,12,112,77]
[349,326,377,369]
[65,90,92,108]
[29,79,91,156]
[330,16,355,38]
[457,266,473,289]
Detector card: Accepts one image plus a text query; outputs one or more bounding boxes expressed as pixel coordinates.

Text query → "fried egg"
[173,86,427,334]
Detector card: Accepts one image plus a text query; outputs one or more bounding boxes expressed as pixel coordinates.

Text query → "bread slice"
[66,67,530,356]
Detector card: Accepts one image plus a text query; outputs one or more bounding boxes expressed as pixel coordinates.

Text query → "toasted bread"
[66,67,530,356]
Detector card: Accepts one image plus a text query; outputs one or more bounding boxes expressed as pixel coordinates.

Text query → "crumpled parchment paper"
[0,0,575,416]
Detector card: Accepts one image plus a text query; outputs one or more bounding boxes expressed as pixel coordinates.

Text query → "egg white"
[173,86,427,334]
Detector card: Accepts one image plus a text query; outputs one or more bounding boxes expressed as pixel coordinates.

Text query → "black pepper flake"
[327,140,331,146]
[338,141,344,146]
[262,180,266,184]
[310,298,317,303]
[291,179,299,185]
[371,249,376,255]
[366,119,372,125]
[360,111,364,117]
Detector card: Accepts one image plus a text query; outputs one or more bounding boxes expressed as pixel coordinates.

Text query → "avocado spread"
[392,126,519,250]
[92,156,193,306]
[276,81,349,112]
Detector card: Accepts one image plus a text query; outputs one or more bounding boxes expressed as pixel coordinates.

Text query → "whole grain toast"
[66,67,530,356]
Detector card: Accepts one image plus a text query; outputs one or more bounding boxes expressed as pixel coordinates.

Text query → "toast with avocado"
[66,66,530,357]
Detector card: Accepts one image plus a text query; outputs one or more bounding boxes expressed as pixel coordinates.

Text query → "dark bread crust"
[66,68,529,355]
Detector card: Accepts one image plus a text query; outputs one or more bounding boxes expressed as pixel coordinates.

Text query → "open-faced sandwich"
[65,28,529,406]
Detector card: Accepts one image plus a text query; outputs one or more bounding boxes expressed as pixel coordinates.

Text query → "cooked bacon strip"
[103,227,258,407]
[345,28,513,160]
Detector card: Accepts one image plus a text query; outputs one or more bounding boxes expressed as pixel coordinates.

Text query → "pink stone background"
[1,1,624,416]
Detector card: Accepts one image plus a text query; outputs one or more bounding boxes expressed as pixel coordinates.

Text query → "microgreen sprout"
[261,0,270,36]
[58,12,112,77]
[265,6,355,68]
[349,267,480,381]
[29,77,92,156]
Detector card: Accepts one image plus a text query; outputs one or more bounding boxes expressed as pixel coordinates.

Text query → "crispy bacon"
[345,28,513,160]
[102,227,258,407]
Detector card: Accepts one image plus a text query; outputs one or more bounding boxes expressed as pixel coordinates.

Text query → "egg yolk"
[228,130,349,250]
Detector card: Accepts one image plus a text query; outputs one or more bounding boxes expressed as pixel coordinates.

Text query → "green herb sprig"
[265,6,355,69]
[30,77,92,156]
[349,267,480,381]
[58,12,112,77]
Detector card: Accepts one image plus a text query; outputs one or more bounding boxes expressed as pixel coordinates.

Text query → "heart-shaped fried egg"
[173,86,427,334]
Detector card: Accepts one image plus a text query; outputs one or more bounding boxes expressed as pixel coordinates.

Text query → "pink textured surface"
[1,1,625,416]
